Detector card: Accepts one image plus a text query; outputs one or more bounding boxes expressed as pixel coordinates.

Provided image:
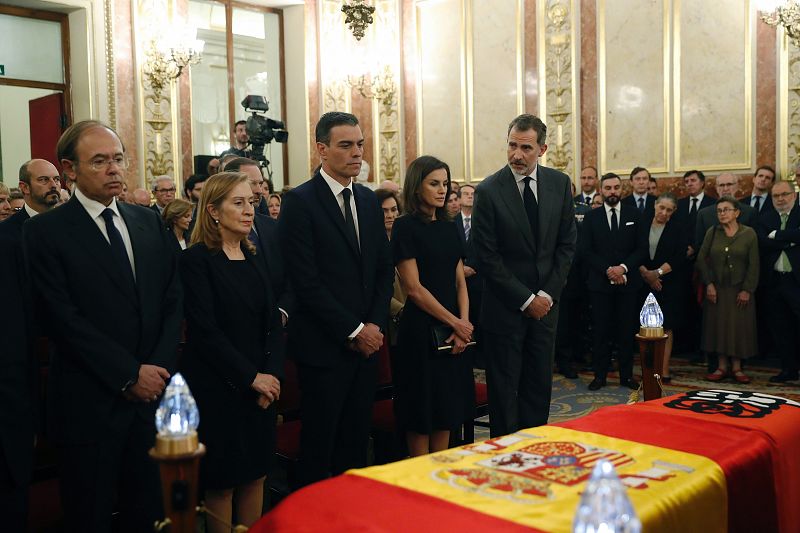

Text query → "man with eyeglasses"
[22,120,182,532]
[757,181,800,383]
[150,175,176,216]
[0,159,61,528]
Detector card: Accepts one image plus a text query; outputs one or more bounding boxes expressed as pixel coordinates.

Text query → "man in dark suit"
[554,202,590,378]
[579,173,647,390]
[225,157,295,321]
[746,165,776,214]
[621,166,656,218]
[673,170,714,357]
[454,184,483,365]
[574,165,598,205]
[694,173,758,249]
[0,158,61,529]
[472,114,576,436]
[757,181,800,382]
[23,121,182,532]
[278,112,393,487]
[150,175,176,216]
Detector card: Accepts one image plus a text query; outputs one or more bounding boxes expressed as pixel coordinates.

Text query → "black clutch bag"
[431,324,476,352]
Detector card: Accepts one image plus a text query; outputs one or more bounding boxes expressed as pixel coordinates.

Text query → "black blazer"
[621,194,657,218]
[745,194,774,214]
[179,243,285,392]
[253,213,295,316]
[579,204,648,293]
[278,172,394,367]
[642,215,688,276]
[23,198,182,445]
[757,204,800,286]
[0,209,37,486]
[674,195,715,238]
[165,227,190,253]
[472,165,576,333]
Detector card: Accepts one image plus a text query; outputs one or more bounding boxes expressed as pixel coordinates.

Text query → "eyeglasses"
[773,192,795,199]
[716,207,737,214]
[155,187,176,193]
[79,156,128,171]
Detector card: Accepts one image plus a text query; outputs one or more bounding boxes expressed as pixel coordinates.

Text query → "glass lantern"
[154,373,201,455]
[639,293,664,337]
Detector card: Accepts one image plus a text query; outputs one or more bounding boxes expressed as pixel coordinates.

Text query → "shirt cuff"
[519,293,535,312]
[620,263,628,273]
[279,308,288,321]
[769,230,777,239]
[536,290,553,305]
[348,322,365,341]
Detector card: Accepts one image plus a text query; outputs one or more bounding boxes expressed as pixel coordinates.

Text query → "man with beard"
[578,173,647,390]
[219,120,252,159]
[0,159,61,528]
[472,114,576,435]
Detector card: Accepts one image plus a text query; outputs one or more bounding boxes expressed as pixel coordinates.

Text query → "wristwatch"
[657,268,664,277]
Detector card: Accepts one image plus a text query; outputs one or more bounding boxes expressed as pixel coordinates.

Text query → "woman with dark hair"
[179,172,284,531]
[445,190,460,218]
[638,193,686,383]
[162,198,193,251]
[376,187,406,347]
[393,155,474,456]
[696,196,759,384]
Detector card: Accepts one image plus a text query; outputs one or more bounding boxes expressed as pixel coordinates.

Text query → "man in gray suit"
[472,114,577,437]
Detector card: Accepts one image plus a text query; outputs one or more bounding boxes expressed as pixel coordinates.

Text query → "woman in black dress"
[637,193,686,383]
[393,156,474,457]
[179,172,284,532]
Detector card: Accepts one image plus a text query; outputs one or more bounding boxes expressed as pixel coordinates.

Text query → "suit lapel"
[314,174,360,258]
[254,216,275,277]
[498,168,536,253]
[120,204,148,309]
[66,199,139,306]
[353,185,372,273]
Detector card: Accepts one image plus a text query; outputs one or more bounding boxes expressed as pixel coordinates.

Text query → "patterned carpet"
[473,358,800,438]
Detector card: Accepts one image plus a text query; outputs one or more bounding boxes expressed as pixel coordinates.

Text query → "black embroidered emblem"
[664,389,800,418]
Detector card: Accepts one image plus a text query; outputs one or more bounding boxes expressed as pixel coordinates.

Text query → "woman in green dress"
[696,196,759,384]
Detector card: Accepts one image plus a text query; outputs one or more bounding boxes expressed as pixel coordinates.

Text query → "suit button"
[266,331,271,337]
[267,352,272,357]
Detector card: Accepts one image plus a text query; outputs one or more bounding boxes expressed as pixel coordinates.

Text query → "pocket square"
[625,221,634,226]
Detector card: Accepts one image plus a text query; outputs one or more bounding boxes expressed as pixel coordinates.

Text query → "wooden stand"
[636,333,668,401]
[149,443,206,532]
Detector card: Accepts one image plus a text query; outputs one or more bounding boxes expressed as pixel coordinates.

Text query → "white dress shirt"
[687,192,705,213]
[74,187,137,279]
[23,203,39,219]
[509,164,553,310]
[321,168,361,247]
[320,168,363,339]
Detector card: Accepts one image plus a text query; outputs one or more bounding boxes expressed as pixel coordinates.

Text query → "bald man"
[378,179,400,193]
[0,159,61,527]
[131,188,151,207]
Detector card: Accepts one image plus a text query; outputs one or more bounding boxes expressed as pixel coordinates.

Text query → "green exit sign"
[0,65,5,76]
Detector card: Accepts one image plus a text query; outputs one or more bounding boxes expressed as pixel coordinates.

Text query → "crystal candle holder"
[154,373,200,456]
[639,292,665,337]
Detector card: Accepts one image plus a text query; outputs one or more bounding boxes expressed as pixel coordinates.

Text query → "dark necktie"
[689,197,698,216]
[463,216,471,241]
[753,196,762,211]
[585,195,592,205]
[248,227,263,256]
[523,177,539,245]
[101,208,135,286]
[637,197,645,212]
[341,188,359,252]
[610,207,618,232]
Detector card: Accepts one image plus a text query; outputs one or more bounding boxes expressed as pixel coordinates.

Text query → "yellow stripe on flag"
[351,426,727,533]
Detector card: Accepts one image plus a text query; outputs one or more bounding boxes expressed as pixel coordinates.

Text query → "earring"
[214,219,219,225]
